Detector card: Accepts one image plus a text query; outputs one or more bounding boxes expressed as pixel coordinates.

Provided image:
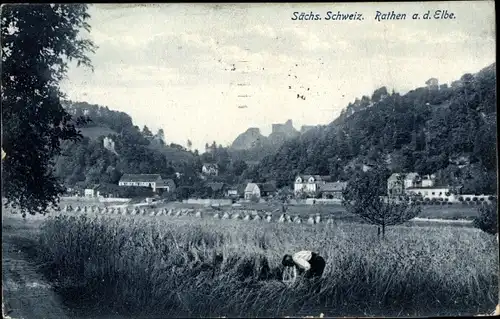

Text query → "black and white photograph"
[1,2,498,318]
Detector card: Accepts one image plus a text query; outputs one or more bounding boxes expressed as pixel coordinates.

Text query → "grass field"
[12,210,498,318]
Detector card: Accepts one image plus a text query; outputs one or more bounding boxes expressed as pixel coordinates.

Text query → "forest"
[54,63,497,198]
[245,63,497,194]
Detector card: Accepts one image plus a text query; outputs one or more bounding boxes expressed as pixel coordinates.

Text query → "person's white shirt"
[292,250,312,271]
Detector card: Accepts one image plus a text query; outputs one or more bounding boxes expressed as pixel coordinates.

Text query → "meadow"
[20,211,499,318]
[166,201,483,220]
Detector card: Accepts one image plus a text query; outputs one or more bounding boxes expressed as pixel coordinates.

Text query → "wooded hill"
[243,63,497,194]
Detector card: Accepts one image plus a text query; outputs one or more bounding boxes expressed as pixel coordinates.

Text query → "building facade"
[202,163,219,176]
[319,182,347,200]
[244,183,261,200]
[118,174,175,193]
[294,175,331,195]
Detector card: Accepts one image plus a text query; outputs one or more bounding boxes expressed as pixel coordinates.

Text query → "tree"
[473,202,498,235]
[342,170,421,238]
[232,160,248,176]
[157,128,165,141]
[187,139,192,150]
[142,125,153,137]
[1,4,96,215]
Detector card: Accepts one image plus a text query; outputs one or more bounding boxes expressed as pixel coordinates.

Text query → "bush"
[479,197,485,202]
[473,197,478,202]
[448,202,453,205]
[473,203,498,235]
[466,198,471,202]
[250,194,260,203]
[458,196,464,202]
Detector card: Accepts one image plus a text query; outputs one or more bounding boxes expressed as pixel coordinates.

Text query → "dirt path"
[2,215,73,319]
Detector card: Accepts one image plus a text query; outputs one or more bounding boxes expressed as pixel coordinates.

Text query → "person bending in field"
[282,250,325,292]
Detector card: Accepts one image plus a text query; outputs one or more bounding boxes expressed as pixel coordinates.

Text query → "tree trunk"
[377,226,381,238]
[382,224,386,239]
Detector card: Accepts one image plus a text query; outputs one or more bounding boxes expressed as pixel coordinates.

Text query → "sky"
[61,1,496,152]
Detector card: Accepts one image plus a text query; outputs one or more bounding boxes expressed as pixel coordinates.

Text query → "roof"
[320,182,347,192]
[156,179,176,188]
[296,175,332,182]
[245,161,260,166]
[207,182,225,191]
[404,173,420,181]
[203,163,219,169]
[259,183,277,193]
[421,174,436,180]
[244,183,260,193]
[406,186,455,190]
[388,173,402,181]
[236,184,247,194]
[119,174,162,183]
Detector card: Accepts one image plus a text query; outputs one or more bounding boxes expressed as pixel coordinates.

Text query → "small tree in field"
[473,202,498,235]
[249,194,260,203]
[342,170,421,238]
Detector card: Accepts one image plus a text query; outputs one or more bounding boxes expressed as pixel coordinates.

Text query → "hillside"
[54,101,198,194]
[230,119,315,162]
[245,63,497,192]
[78,126,119,140]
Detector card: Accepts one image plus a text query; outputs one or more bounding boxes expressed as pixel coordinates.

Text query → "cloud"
[61,2,495,151]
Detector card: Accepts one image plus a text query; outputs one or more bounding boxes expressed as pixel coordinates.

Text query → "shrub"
[479,197,485,202]
[473,197,478,202]
[448,202,453,205]
[458,196,464,202]
[473,202,498,235]
[250,194,260,203]
[466,198,471,202]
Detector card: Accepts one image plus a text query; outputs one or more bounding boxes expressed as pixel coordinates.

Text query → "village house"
[405,186,455,201]
[319,182,347,200]
[202,163,219,176]
[118,174,175,193]
[154,179,176,193]
[84,187,100,198]
[226,187,239,198]
[421,174,436,187]
[387,172,421,196]
[294,175,332,195]
[244,183,261,200]
[206,182,227,197]
[259,182,277,198]
[387,172,458,200]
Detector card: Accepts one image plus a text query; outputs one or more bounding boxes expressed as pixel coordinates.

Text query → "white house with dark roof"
[388,172,422,196]
[319,182,347,200]
[244,183,261,200]
[202,163,219,176]
[294,175,332,195]
[118,174,175,193]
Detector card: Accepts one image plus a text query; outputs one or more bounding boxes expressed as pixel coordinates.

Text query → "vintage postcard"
[1,1,498,318]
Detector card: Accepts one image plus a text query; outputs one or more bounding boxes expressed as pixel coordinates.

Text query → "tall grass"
[33,214,498,317]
